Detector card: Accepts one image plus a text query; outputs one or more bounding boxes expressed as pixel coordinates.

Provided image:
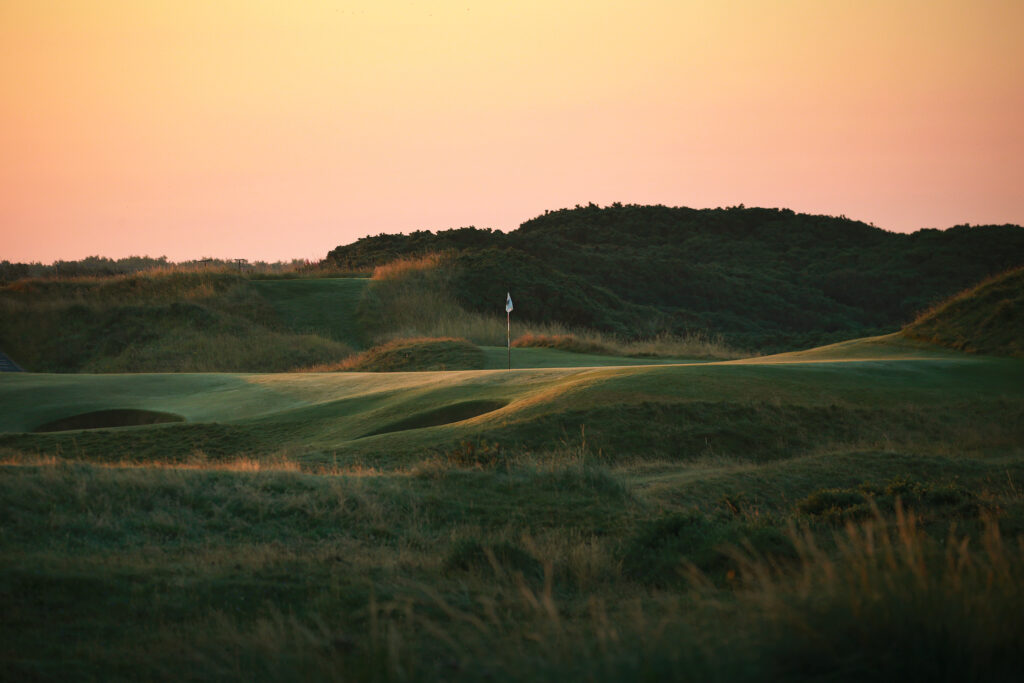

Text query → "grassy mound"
[362,400,508,437]
[33,409,184,433]
[312,337,486,372]
[902,266,1024,357]
[0,272,354,372]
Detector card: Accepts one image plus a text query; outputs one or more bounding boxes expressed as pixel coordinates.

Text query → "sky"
[2,0,1022,263]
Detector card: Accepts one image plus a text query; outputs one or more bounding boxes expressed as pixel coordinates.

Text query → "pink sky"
[2,0,1022,263]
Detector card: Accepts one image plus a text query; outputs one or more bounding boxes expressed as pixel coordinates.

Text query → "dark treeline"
[324,204,1024,350]
[0,256,316,283]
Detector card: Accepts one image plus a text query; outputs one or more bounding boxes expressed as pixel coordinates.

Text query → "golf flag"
[506,292,513,313]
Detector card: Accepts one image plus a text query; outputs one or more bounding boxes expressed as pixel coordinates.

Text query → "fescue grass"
[359,253,742,358]
[512,330,742,359]
[0,271,355,372]
[305,337,486,372]
[3,444,1023,682]
[902,265,1024,357]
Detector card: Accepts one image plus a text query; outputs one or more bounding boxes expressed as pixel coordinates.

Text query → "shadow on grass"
[361,400,508,438]
[33,409,185,433]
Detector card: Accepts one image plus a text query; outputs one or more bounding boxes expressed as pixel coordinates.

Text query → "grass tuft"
[306,337,486,372]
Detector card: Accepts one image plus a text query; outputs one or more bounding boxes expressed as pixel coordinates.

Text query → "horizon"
[6,202,1023,266]
[3,1,1023,263]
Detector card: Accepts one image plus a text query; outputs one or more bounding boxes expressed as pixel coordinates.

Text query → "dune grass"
[306,337,486,372]
[357,253,742,359]
[0,271,355,372]
[2,439,1023,681]
[902,265,1024,357]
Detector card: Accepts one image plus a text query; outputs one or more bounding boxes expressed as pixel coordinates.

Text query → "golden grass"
[512,330,743,359]
[0,451,389,476]
[361,254,742,358]
[301,336,483,372]
[371,252,447,281]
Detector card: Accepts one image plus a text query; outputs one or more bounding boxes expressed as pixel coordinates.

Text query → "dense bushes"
[324,204,1024,350]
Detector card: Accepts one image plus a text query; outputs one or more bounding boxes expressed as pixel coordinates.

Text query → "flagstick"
[507,309,511,371]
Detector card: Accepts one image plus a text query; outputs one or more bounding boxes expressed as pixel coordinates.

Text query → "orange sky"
[2,0,1022,262]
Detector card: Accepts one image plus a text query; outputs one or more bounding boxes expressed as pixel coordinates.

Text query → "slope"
[901,266,1024,357]
[0,272,355,372]
[250,277,369,348]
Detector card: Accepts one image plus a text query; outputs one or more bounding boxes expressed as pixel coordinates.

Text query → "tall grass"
[168,512,1024,682]
[360,253,742,358]
[4,441,1023,681]
[0,270,354,371]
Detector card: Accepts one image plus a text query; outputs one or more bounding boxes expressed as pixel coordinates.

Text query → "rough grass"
[0,271,355,372]
[2,447,1023,682]
[306,337,486,372]
[358,253,741,358]
[902,265,1024,357]
[512,331,742,359]
[249,278,369,348]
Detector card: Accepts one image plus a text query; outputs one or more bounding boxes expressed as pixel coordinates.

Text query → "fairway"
[3,334,1021,466]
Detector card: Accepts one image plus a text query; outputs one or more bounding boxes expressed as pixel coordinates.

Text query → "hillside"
[0,272,355,372]
[325,205,1024,350]
[902,266,1024,357]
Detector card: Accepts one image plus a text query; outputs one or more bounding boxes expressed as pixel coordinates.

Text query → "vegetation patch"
[33,409,185,433]
[326,204,1024,350]
[512,333,612,355]
[796,477,981,523]
[903,265,1024,357]
[621,513,796,586]
[443,538,543,579]
[314,337,486,372]
[0,271,353,372]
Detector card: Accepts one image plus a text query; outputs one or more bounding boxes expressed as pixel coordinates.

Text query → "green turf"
[250,277,369,348]
[2,334,1021,466]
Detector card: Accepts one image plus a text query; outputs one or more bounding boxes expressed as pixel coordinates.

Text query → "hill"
[0,272,356,372]
[902,266,1024,357]
[324,204,1024,350]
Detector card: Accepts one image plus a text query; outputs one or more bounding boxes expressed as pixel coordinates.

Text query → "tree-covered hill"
[324,204,1024,350]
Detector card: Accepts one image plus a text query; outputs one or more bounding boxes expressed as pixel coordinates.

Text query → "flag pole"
[505,292,513,372]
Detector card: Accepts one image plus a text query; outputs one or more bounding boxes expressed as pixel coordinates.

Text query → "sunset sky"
[2,0,1022,263]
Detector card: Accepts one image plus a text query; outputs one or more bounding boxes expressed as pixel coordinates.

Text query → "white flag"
[505,292,513,313]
